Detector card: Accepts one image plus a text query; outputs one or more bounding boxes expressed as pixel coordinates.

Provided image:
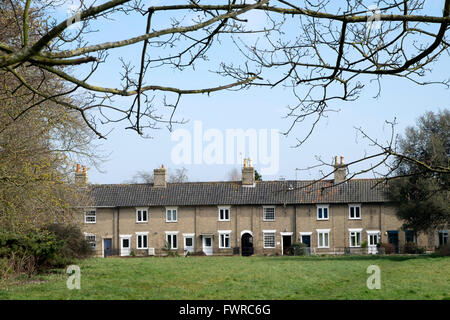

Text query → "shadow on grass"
[259,254,445,262]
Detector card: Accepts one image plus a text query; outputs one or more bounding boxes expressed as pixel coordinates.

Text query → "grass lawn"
[0,255,449,300]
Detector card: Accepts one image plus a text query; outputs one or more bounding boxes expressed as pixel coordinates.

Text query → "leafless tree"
[1,1,449,136]
[126,167,188,183]
[168,167,189,183]
[0,7,100,233]
[125,170,154,183]
[227,167,242,181]
[1,0,449,183]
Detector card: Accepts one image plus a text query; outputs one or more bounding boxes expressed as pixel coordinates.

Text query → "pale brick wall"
[81,202,436,257]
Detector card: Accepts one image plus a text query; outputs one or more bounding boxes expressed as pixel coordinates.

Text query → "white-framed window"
[438,230,448,246]
[136,207,148,223]
[136,232,148,249]
[367,231,380,246]
[349,228,362,247]
[166,231,178,249]
[218,206,230,221]
[218,230,231,248]
[349,204,361,219]
[166,207,178,222]
[84,234,96,250]
[317,229,330,248]
[317,205,329,220]
[263,230,276,248]
[263,206,275,221]
[84,209,96,223]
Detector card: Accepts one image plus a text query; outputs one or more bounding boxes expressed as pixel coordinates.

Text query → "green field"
[1,255,449,300]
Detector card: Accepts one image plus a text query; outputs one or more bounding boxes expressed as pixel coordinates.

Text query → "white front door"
[368,233,379,254]
[120,236,131,256]
[184,236,194,253]
[202,236,213,256]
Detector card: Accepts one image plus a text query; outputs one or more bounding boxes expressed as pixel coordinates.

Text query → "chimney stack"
[153,165,167,188]
[242,157,255,186]
[333,156,347,184]
[75,163,88,186]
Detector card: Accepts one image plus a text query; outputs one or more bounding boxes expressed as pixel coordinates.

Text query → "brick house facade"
[79,159,446,257]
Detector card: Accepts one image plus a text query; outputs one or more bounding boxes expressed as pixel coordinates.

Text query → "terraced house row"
[78,158,448,257]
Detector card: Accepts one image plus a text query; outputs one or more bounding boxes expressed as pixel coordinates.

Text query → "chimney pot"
[154,166,167,188]
[333,155,347,184]
[75,164,88,186]
[242,164,255,186]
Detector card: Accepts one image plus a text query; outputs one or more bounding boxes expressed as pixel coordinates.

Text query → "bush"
[403,242,425,254]
[379,242,395,254]
[436,243,450,256]
[189,251,207,256]
[0,257,13,281]
[0,229,63,275]
[289,243,309,256]
[0,224,93,275]
[162,241,179,257]
[45,224,93,266]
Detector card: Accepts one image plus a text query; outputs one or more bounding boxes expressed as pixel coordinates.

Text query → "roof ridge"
[90,178,384,187]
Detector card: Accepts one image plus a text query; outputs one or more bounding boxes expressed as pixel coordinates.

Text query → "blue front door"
[104,239,112,257]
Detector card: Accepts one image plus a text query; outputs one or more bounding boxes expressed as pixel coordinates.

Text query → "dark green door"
[387,231,399,253]
[301,235,311,248]
[301,235,311,255]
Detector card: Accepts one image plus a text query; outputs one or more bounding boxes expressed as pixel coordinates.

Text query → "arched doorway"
[241,232,254,256]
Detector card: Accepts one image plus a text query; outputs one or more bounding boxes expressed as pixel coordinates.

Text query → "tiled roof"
[88,179,389,207]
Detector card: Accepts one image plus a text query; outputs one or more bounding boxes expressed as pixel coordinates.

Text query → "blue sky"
[57,1,449,183]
